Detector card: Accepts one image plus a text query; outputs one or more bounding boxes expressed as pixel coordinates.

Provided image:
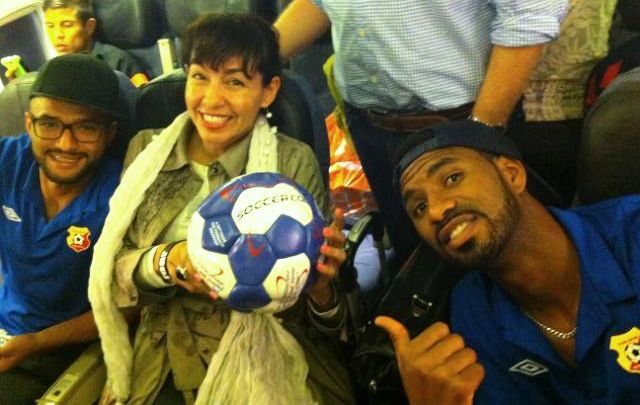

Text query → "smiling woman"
[89,12,355,405]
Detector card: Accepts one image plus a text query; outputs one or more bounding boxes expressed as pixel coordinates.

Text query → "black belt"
[366,102,474,132]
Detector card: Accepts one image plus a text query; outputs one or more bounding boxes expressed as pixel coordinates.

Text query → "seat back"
[164,0,277,38]
[0,71,37,136]
[585,36,640,111]
[136,68,329,183]
[92,0,280,78]
[618,0,640,31]
[578,67,640,204]
[93,0,169,78]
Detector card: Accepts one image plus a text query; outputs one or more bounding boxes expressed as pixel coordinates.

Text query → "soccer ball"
[625,342,640,363]
[187,172,326,313]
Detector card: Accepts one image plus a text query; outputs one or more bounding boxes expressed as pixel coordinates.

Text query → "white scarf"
[89,114,315,403]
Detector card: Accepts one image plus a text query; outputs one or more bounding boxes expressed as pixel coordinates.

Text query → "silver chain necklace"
[522,310,577,340]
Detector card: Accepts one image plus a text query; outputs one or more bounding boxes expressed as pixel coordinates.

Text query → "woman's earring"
[265,109,273,119]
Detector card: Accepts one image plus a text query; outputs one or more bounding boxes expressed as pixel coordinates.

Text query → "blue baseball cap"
[394,120,562,206]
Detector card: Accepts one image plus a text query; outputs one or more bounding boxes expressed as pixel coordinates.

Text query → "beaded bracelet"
[157,241,179,284]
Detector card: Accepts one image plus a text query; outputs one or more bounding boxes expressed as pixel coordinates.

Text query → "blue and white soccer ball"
[187,172,326,313]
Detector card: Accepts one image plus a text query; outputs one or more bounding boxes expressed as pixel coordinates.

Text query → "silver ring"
[176,265,189,281]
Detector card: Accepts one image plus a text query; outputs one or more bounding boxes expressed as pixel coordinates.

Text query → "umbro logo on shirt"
[2,205,21,222]
[509,359,549,376]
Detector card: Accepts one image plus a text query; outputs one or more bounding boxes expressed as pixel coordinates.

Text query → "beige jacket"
[112,120,355,404]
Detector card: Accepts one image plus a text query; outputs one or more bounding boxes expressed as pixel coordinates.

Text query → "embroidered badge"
[609,327,640,374]
[66,226,91,253]
[2,205,21,222]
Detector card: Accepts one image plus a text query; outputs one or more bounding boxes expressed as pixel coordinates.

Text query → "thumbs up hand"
[375,317,485,405]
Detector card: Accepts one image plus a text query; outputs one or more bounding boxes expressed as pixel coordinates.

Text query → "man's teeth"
[202,114,228,124]
[449,222,469,242]
[52,153,80,162]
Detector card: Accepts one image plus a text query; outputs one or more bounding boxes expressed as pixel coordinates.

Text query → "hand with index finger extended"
[375,316,484,405]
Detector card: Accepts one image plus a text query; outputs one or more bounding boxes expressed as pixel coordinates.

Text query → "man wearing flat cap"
[0,53,122,403]
[376,120,640,403]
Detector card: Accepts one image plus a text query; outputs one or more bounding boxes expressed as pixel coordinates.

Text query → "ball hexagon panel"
[260,253,312,313]
[231,183,313,234]
[306,217,325,263]
[198,181,243,217]
[265,215,308,258]
[194,212,241,254]
[239,172,294,190]
[228,234,277,286]
[185,241,236,299]
[226,284,271,313]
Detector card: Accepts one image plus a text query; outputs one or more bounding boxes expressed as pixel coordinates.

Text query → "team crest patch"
[609,327,640,374]
[66,226,91,253]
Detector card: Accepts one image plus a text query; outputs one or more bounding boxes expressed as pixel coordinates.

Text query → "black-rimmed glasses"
[29,114,108,143]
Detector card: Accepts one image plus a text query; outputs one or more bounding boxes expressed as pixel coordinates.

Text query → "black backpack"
[340,215,464,404]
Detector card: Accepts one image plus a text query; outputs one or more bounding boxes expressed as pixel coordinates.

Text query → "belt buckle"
[367,108,389,117]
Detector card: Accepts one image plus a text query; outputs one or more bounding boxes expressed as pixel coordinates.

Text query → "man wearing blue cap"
[0,53,122,403]
[377,120,640,403]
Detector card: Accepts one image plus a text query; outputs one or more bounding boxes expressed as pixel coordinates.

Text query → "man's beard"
[35,150,100,185]
[441,175,521,270]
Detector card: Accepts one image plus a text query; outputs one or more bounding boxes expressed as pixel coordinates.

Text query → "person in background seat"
[43,0,149,87]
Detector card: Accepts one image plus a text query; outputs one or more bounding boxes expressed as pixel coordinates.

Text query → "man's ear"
[85,18,97,38]
[24,111,33,133]
[494,156,527,194]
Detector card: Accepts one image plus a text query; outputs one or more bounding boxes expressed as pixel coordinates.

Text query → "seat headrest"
[93,0,167,49]
[164,0,275,37]
[578,67,640,204]
[136,69,186,130]
[618,0,640,31]
[0,72,37,136]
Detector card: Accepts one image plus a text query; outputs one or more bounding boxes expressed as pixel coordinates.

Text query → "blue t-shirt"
[0,134,121,335]
[451,195,640,404]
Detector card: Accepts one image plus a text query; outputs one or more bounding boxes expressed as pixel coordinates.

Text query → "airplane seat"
[93,0,169,78]
[0,67,139,162]
[163,0,278,42]
[618,0,640,31]
[0,71,37,136]
[577,67,640,204]
[136,67,329,184]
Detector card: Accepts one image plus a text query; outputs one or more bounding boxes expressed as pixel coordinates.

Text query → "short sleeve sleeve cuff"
[491,0,568,47]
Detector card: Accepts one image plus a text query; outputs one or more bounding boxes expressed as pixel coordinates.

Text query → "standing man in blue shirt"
[0,53,123,404]
[275,0,568,262]
[378,119,640,403]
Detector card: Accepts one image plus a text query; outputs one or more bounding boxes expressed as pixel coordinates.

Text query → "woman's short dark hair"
[181,13,282,85]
